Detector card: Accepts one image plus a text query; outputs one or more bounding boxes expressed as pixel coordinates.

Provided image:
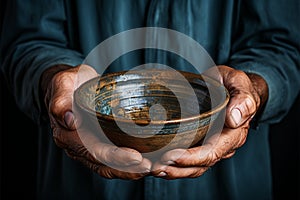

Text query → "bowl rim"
[74,70,230,125]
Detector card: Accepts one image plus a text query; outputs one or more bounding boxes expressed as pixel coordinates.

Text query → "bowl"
[74,69,229,153]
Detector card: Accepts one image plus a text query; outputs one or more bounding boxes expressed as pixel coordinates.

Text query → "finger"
[63,132,151,172]
[52,121,145,168]
[111,157,152,175]
[53,116,146,169]
[52,127,86,152]
[66,127,145,167]
[63,111,77,130]
[222,150,236,159]
[226,95,257,128]
[64,109,84,131]
[152,162,209,179]
[159,145,217,167]
[159,125,249,167]
[70,154,151,180]
[159,132,221,167]
[92,143,145,167]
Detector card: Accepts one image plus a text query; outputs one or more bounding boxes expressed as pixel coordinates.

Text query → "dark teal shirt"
[1,1,299,200]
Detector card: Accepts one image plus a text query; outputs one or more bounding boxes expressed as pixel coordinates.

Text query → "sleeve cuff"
[230,62,287,124]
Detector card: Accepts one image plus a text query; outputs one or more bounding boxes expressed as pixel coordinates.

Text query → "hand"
[41,64,151,180]
[151,65,268,179]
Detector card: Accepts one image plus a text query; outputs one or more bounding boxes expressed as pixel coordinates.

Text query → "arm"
[152,0,300,179]
[0,0,83,122]
[0,0,151,179]
[228,0,300,124]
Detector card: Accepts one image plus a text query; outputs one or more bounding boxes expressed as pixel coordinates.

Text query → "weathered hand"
[151,65,268,179]
[41,64,151,180]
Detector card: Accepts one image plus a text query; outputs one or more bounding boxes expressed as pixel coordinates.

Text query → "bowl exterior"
[97,116,213,153]
[74,70,229,153]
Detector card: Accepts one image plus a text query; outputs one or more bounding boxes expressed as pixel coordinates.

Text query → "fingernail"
[143,169,151,173]
[157,172,167,177]
[64,111,75,128]
[128,160,141,165]
[165,160,175,165]
[231,108,241,126]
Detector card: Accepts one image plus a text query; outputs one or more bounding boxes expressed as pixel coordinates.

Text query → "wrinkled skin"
[42,64,152,180]
[151,65,268,179]
[41,64,268,180]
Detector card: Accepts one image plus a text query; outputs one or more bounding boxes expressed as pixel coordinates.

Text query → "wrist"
[246,72,269,113]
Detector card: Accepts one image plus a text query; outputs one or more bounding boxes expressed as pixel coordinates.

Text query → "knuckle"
[76,145,89,155]
[244,96,257,115]
[90,163,101,173]
[202,150,221,167]
[50,97,70,115]
[190,167,208,178]
[211,151,222,164]
[98,167,116,179]
[53,133,67,149]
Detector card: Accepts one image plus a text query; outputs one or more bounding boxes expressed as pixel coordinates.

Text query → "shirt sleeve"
[228,0,300,124]
[0,0,84,123]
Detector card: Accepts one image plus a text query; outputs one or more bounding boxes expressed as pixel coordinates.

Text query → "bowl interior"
[75,69,229,125]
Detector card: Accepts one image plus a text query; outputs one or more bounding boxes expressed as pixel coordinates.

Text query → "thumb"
[64,110,83,130]
[226,96,256,128]
[214,65,260,128]
[64,111,76,130]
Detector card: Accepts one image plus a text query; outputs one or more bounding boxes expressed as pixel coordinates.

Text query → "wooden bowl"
[74,69,229,153]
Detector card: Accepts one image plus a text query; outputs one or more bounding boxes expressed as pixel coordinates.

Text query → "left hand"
[151,65,268,179]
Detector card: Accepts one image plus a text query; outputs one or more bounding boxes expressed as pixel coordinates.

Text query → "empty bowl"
[74,69,229,153]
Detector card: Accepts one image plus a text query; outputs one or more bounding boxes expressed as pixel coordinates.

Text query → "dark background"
[0,1,299,199]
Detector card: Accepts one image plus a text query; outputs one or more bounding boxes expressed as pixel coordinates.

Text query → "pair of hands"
[41,64,268,180]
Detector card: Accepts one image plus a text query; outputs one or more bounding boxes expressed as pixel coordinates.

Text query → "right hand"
[41,64,151,180]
